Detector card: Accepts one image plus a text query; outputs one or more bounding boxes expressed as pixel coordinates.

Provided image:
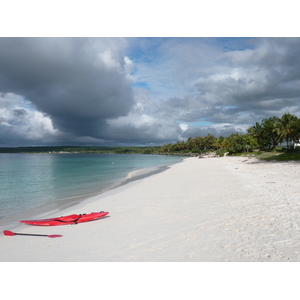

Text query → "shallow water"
[0,153,181,222]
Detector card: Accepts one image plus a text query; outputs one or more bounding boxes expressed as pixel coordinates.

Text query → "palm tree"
[261,116,282,149]
[247,122,265,149]
[274,113,299,148]
[193,136,205,151]
[203,134,217,149]
[214,136,224,150]
[176,140,186,151]
[186,137,196,151]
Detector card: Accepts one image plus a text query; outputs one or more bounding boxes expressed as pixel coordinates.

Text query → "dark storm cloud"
[104,118,182,145]
[0,37,134,137]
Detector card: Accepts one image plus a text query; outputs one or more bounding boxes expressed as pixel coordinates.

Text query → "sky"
[1,37,300,147]
[0,4,299,147]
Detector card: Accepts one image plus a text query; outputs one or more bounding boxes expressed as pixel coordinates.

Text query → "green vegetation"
[159,113,300,161]
[255,148,300,161]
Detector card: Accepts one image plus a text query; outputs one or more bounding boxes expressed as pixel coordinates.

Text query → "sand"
[1,156,300,262]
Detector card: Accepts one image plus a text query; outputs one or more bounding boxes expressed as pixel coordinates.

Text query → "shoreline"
[0,159,181,231]
[1,156,300,262]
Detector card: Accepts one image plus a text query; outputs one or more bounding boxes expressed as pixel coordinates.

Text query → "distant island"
[0,146,161,155]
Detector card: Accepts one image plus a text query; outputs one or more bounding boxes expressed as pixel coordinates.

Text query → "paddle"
[3,230,62,238]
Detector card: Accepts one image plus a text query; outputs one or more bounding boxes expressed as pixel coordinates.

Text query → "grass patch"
[256,148,300,161]
[232,147,300,161]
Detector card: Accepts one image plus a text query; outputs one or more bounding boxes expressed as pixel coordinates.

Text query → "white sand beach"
[1,156,300,262]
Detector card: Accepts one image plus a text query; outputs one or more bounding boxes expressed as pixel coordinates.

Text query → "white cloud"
[179,123,188,131]
[0,93,60,146]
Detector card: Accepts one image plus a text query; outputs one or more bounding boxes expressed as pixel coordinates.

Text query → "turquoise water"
[0,153,181,221]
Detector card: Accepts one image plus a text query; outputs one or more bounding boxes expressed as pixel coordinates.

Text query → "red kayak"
[19,211,109,226]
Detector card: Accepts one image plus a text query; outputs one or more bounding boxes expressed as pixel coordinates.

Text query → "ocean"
[0,153,182,225]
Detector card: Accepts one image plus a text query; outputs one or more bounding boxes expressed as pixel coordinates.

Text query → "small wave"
[126,168,152,179]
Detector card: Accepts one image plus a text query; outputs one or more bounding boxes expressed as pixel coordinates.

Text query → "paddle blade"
[3,230,15,236]
[48,235,63,238]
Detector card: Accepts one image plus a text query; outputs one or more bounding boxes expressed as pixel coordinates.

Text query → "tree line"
[159,113,300,155]
[0,146,160,154]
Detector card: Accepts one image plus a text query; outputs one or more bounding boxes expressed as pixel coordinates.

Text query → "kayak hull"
[19,211,109,226]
